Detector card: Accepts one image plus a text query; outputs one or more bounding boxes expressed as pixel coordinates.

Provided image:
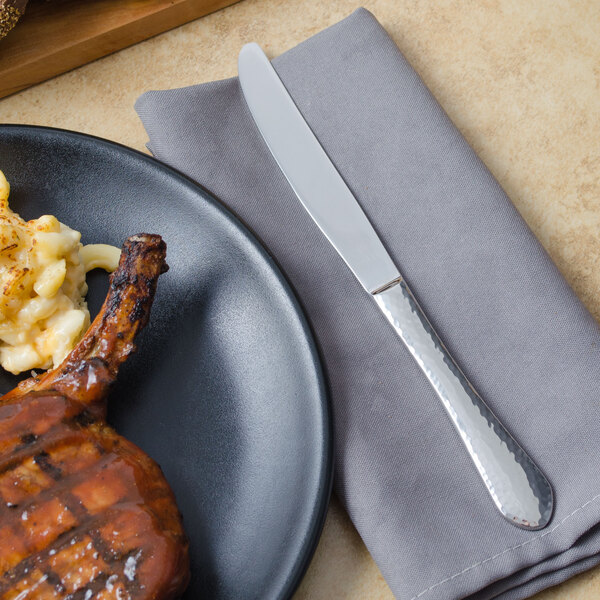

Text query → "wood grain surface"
[0,0,238,99]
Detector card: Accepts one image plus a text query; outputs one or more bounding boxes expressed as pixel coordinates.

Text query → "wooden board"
[0,0,239,99]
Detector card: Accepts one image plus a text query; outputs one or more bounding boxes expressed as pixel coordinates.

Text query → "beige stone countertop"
[1,0,600,598]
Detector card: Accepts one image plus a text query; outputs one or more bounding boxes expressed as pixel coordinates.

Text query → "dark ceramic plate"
[0,125,332,599]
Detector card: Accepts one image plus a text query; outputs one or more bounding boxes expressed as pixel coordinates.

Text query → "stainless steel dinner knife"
[238,42,553,530]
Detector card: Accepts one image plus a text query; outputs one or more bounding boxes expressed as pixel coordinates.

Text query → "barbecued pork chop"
[0,234,190,600]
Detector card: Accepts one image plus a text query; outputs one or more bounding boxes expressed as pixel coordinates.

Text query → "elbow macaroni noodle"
[0,170,121,374]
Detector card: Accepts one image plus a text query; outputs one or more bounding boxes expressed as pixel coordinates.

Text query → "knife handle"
[373,278,553,529]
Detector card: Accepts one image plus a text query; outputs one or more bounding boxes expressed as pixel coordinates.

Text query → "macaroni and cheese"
[0,170,120,374]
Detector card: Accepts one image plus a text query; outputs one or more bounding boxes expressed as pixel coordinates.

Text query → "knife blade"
[238,42,553,530]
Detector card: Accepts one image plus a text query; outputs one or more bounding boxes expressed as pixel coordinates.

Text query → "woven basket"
[0,0,28,40]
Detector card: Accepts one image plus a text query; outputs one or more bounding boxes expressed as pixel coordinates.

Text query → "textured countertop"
[2,1,599,598]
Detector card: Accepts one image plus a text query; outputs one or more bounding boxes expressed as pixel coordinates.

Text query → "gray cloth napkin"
[135,8,600,600]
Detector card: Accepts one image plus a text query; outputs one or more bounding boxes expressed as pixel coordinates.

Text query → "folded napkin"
[135,9,600,600]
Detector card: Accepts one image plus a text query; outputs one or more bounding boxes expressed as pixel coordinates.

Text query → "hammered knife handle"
[373,278,553,529]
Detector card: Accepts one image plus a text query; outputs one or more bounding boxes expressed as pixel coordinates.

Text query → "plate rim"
[0,123,334,600]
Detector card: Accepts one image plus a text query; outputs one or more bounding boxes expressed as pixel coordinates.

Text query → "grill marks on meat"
[0,235,190,600]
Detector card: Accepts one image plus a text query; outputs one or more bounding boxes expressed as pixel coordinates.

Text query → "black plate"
[0,125,332,599]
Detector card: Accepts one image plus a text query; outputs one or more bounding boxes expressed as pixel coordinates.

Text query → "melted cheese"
[0,170,120,374]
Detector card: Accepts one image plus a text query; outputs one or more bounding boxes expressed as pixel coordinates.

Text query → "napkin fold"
[135,9,600,600]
